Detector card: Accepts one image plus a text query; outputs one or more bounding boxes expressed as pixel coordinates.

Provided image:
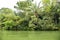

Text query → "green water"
[0,31,60,40]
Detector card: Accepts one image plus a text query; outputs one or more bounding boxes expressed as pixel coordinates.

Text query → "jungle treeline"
[0,0,60,31]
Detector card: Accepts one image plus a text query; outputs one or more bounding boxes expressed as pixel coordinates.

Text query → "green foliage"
[0,0,60,31]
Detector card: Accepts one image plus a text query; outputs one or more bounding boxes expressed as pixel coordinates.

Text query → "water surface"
[0,31,60,40]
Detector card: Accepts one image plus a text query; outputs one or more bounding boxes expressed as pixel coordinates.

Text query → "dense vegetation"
[0,0,60,31]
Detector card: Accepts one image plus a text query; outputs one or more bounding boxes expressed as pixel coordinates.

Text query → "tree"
[0,0,60,31]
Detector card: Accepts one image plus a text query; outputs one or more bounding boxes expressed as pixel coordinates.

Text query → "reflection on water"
[2,31,28,40]
[58,31,60,40]
[0,30,3,40]
[0,31,60,40]
[28,31,59,40]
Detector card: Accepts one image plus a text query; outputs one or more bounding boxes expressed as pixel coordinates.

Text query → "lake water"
[0,31,60,40]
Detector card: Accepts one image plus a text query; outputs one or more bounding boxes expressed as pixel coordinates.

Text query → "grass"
[0,31,60,40]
